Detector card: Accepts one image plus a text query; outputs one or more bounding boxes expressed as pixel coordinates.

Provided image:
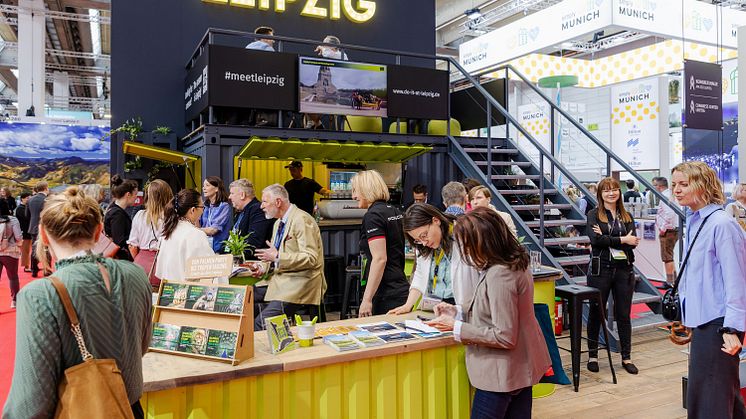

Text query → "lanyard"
[232,211,245,232]
[431,248,446,292]
[204,203,218,227]
[606,211,626,236]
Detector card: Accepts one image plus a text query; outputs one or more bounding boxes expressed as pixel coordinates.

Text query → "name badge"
[610,248,627,260]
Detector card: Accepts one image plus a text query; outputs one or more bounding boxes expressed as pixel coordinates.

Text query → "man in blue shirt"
[245,26,275,51]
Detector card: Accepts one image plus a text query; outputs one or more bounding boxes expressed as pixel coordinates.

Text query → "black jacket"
[586,208,637,265]
[233,197,274,259]
[15,203,30,238]
[104,203,133,261]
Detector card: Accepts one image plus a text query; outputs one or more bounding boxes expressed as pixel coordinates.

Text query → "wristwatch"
[718,327,741,335]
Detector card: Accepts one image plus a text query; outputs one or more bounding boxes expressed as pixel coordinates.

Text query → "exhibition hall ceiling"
[0,0,110,117]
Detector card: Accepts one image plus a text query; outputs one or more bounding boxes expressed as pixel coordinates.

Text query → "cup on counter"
[530,250,542,273]
[297,321,315,347]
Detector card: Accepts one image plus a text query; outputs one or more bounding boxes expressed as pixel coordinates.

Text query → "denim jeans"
[470,387,532,419]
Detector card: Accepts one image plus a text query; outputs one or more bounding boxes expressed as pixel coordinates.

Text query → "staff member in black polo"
[283,161,330,215]
[352,170,410,316]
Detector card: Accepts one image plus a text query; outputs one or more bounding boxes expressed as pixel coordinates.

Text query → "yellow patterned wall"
[611,101,659,126]
[498,40,738,88]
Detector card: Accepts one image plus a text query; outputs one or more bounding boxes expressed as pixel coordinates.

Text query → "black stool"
[555,284,617,392]
[341,266,361,319]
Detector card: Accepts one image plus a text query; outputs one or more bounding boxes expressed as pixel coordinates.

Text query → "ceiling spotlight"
[465,8,482,20]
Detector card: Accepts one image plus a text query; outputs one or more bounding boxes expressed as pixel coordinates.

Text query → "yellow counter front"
[141,269,562,418]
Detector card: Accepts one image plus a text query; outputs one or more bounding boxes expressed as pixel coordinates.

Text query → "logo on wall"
[611,79,660,170]
[461,42,489,67]
[617,0,657,22]
[685,10,714,32]
[561,0,603,31]
[202,0,376,23]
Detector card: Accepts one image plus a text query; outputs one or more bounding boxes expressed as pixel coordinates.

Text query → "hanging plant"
[123,156,143,173]
[153,126,173,136]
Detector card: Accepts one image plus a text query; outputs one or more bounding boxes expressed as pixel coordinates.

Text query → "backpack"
[0,220,12,252]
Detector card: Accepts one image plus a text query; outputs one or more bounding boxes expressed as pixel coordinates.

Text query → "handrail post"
[504,67,509,144]
[539,154,545,247]
[606,155,611,177]
[550,108,555,184]
[447,61,452,138]
[487,102,492,173]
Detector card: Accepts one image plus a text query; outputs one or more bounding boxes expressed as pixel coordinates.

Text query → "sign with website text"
[610,79,661,170]
[387,65,448,120]
[684,60,722,131]
[202,0,376,23]
[185,49,209,123]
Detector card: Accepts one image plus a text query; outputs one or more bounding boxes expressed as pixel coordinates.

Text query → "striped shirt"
[2,254,152,418]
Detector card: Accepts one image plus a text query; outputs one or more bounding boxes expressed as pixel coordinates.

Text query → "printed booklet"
[348,330,386,348]
[323,334,361,352]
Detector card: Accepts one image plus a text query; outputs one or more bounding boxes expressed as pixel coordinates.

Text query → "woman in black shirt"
[586,177,640,375]
[104,175,139,261]
[351,170,409,316]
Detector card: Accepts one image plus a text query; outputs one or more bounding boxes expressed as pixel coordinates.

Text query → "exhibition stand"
[140,264,562,419]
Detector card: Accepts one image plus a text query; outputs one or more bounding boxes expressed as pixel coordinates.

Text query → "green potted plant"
[223,230,253,265]
[109,117,143,142]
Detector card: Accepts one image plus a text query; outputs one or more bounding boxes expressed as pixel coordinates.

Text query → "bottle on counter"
[314,201,321,223]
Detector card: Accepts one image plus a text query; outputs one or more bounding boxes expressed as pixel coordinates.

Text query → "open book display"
[149,280,254,365]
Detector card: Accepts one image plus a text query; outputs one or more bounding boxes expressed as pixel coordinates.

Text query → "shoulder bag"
[662,210,721,344]
[49,267,134,419]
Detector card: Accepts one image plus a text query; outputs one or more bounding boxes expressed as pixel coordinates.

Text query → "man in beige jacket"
[253,184,326,330]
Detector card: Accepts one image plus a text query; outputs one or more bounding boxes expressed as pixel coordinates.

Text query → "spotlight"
[465,8,482,20]
[25,105,35,117]
[592,31,604,43]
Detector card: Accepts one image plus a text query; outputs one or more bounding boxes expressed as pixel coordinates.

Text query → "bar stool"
[555,284,617,392]
[341,266,361,319]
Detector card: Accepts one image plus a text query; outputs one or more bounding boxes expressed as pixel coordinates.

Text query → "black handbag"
[661,210,721,322]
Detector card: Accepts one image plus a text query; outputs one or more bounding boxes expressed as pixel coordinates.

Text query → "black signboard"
[208,45,298,111]
[387,65,449,120]
[451,79,506,130]
[684,60,722,131]
[184,49,209,123]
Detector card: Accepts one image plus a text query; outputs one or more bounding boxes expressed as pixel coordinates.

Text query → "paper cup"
[297,321,315,347]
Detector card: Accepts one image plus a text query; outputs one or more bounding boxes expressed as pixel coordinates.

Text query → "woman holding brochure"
[388,203,480,315]
[427,207,550,419]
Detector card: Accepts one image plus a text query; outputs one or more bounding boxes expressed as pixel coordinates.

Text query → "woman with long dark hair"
[3,187,151,418]
[672,162,746,417]
[104,174,138,261]
[0,199,22,308]
[388,203,479,314]
[426,207,551,419]
[1,187,16,212]
[586,177,640,375]
[200,176,233,253]
[154,189,214,282]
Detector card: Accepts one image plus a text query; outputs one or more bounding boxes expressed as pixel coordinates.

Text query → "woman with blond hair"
[128,179,173,288]
[725,183,746,232]
[468,185,517,237]
[3,187,152,418]
[351,170,409,316]
[586,177,640,375]
[672,162,746,417]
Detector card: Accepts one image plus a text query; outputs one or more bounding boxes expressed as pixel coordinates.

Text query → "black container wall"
[402,147,465,208]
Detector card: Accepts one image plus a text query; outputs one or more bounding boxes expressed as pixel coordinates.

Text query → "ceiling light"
[465,8,482,20]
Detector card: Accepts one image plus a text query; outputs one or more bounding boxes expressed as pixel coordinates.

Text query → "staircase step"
[463,148,519,155]
[475,161,532,167]
[632,292,661,305]
[497,189,556,195]
[555,255,591,266]
[491,174,542,180]
[512,204,574,211]
[543,236,590,246]
[571,276,587,285]
[525,219,586,228]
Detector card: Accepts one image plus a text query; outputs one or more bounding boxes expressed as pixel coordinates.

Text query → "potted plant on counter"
[223,230,252,265]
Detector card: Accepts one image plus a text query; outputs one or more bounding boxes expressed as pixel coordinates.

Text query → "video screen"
[299,57,387,117]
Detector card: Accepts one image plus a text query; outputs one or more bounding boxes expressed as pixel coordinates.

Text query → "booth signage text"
[202,0,376,23]
[684,60,722,131]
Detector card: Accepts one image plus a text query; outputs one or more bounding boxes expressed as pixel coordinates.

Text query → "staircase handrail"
[486,62,686,220]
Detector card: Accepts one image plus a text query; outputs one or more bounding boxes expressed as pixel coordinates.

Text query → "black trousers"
[587,264,635,360]
[29,233,39,275]
[688,317,746,419]
[470,387,532,419]
[372,293,408,316]
[0,256,19,302]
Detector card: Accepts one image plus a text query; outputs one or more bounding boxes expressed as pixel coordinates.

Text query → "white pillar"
[739,26,746,182]
[17,0,45,117]
[657,76,670,177]
[52,71,69,109]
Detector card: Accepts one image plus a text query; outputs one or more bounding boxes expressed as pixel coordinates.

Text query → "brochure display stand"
[149,279,254,365]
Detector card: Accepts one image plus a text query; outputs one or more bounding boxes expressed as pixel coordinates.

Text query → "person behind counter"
[586,177,640,375]
[200,176,233,253]
[426,207,551,419]
[672,162,746,417]
[388,203,480,315]
[155,189,214,282]
[2,187,152,419]
[252,184,326,330]
[284,160,330,216]
[104,174,139,261]
[351,170,409,316]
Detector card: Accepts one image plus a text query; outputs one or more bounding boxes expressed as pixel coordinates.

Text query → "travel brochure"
[266,314,298,354]
[322,320,446,352]
[150,322,238,359]
[158,282,245,314]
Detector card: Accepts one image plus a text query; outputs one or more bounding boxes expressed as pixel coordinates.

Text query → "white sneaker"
[10,300,16,309]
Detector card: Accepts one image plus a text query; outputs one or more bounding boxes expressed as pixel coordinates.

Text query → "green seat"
[343,116,383,133]
[427,118,461,136]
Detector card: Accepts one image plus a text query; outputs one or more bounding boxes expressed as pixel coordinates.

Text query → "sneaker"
[10,300,16,309]
[587,360,599,372]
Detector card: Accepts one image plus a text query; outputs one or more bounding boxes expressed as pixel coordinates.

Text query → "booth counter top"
[317,218,363,228]
[142,312,452,393]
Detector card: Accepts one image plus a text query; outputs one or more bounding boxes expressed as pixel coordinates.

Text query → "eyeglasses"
[411,225,431,244]
[195,205,205,209]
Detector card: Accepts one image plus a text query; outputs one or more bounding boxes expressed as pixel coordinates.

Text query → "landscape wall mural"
[0,122,110,192]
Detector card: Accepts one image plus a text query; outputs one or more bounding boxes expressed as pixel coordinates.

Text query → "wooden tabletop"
[142,312,456,392]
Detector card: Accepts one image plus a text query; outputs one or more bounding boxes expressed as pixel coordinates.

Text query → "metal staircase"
[442,58,689,341]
